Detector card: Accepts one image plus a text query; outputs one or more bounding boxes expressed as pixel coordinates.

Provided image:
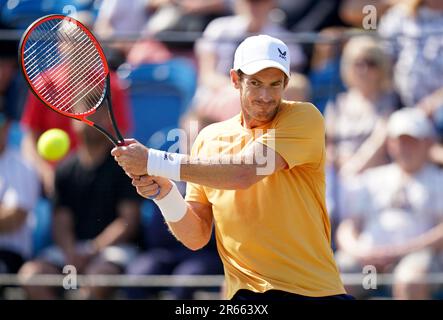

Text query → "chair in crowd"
[117,58,197,147]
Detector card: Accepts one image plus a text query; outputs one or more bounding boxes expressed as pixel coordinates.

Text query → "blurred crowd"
[1,0,443,300]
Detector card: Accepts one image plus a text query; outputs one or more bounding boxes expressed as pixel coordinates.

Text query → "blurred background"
[1,0,443,300]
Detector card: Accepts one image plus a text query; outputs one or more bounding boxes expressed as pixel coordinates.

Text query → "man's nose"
[258,88,273,103]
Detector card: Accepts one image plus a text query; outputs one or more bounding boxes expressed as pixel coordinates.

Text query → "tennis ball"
[37,128,70,161]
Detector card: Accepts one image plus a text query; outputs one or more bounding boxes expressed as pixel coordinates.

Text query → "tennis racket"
[19,14,125,146]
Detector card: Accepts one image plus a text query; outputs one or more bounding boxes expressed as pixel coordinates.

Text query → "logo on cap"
[278,48,287,61]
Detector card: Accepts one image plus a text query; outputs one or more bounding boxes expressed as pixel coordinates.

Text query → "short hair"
[235,69,289,85]
[340,35,392,91]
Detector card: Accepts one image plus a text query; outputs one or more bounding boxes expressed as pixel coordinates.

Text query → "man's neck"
[241,115,269,129]
[241,105,280,129]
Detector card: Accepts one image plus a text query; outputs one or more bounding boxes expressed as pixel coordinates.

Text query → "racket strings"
[23,18,107,115]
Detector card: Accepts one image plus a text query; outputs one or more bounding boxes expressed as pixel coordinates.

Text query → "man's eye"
[250,81,260,87]
[272,82,282,87]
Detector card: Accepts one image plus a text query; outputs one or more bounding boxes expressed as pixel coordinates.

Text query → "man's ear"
[230,69,241,89]
[283,75,289,89]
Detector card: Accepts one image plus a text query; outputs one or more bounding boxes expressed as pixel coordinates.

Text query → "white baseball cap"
[387,108,436,139]
[233,34,290,78]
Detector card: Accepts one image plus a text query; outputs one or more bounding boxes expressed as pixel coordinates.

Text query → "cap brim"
[388,130,423,139]
[238,60,290,78]
[388,125,428,139]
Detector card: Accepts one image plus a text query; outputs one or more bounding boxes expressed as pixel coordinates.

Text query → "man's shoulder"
[197,116,240,137]
[276,100,324,126]
[279,100,321,115]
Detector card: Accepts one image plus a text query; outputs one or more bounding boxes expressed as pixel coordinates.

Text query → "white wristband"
[154,181,188,222]
[147,149,186,181]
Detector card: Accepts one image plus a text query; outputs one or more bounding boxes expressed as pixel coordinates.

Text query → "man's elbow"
[183,237,211,251]
[235,169,257,190]
[182,227,212,251]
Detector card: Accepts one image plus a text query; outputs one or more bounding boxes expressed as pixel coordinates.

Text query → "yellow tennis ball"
[37,128,70,161]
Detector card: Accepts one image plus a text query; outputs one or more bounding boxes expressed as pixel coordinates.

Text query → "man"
[336,108,443,300]
[19,107,141,300]
[112,35,348,300]
[0,104,39,284]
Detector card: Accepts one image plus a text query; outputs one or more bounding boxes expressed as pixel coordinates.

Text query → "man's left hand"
[111,139,149,176]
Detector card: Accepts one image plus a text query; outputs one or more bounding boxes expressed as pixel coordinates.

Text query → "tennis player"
[112,35,351,300]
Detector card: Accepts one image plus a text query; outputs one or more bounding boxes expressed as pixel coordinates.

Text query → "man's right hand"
[132,175,173,200]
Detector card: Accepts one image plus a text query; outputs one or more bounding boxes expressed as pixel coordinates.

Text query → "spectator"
[18,107,142,300]
[0,40,27,121]
[324,35,400,177]
[308,27,347,114]
[94,0,151,40]
[93,0,152,57]
[379,0,443,166]
[144,0,232,38]
[20,65,132,197]
[336,108,443,299]
[278,0,344,32]
[0,104,39,293]
[379,0,443,109]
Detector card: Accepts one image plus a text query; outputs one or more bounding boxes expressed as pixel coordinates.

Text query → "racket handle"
[147,187,161,200]
[133,174,162,200]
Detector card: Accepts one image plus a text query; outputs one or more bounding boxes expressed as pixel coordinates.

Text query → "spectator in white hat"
[336,108,443,299]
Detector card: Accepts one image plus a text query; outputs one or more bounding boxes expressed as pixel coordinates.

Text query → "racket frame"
[19,14,125,146]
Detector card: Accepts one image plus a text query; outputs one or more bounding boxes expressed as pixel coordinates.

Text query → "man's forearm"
[113,140,281,188]
[166,204,213,251]
[180,157,259,190]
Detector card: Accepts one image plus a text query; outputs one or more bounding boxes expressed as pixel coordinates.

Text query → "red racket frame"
[19,14,124,146]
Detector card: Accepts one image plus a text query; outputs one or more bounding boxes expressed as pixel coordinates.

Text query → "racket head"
[19,14,109,125]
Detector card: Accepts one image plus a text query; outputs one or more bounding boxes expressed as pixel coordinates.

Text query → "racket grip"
[133,174,162,200]
[147,187,161,200]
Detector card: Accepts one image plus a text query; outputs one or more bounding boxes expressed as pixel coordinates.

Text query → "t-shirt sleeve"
[184,131,211,205]
[256,103,325,170]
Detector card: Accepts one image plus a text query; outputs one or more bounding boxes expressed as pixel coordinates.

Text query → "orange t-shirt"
[186,101,345,299]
